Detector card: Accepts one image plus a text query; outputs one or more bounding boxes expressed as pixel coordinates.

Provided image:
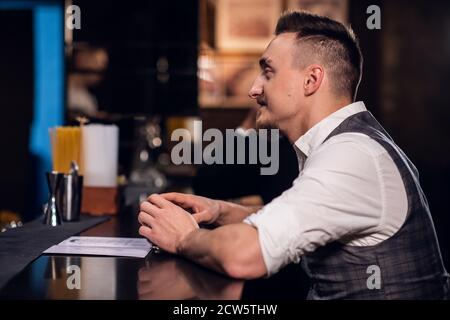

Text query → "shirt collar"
[294,101,367,158]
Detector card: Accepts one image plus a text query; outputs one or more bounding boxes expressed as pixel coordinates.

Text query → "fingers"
[139,225,153,239]
[160,192,185,202]
[140,201,161,217]
[161,193,204,213]
[161,192,197,207]
[192,211,210,224]
[148,194,174,209]
[138,211,156,228]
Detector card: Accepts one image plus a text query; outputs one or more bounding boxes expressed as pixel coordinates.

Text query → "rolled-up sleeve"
[244,201,303,276]
[244,138,383,276]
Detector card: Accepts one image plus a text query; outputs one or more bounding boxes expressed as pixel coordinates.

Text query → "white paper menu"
[44,236,152,258]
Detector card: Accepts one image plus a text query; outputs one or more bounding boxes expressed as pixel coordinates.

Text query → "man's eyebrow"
[259,57,274,70]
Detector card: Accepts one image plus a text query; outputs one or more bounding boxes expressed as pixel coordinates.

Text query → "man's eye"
[263,68,273,78]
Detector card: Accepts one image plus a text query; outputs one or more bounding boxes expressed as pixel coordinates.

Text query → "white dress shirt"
[243,101,408,276]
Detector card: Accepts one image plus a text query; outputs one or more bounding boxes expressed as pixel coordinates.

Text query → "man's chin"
[256,116,277,130]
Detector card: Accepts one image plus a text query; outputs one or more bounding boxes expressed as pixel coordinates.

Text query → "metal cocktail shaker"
[57,161,83,222]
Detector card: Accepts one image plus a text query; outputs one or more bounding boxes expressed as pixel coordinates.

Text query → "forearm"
[215,201,262,226]
[177,223,267,279]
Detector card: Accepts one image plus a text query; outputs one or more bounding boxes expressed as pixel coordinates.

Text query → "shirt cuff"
[244,213,300,277]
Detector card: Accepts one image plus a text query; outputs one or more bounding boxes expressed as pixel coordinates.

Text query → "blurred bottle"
[125,116,167,206]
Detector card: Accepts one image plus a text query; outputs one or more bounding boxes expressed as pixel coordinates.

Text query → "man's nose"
[248,79,263,99]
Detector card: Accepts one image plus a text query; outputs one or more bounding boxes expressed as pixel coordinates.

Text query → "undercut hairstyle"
[275,10,363,100]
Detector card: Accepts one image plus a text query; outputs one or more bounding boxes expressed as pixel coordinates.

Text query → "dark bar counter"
[0,211,243,300]
[0,207,309,300]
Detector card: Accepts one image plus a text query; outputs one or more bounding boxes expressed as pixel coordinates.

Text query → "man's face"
[249,33,305,131]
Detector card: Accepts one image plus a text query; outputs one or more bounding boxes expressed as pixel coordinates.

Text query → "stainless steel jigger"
[43,171,64,226]
[57,161,82,222]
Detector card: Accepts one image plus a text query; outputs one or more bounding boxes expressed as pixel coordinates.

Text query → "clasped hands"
[138,193,221,254]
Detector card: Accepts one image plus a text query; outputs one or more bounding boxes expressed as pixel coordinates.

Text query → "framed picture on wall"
[215,0,282,52]
[287,0,349,24]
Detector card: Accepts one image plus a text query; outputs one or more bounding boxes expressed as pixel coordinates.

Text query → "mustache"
[256,97,267,106]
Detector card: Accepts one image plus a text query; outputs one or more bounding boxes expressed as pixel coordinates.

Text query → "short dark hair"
[275,10,363,100]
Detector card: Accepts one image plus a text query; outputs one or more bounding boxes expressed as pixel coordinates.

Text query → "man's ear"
[303,64,324,96]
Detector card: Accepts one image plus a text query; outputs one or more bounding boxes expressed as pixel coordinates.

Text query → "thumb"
[191,211,211,224]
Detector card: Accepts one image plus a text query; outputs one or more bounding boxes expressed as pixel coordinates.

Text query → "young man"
[138,11,450,299]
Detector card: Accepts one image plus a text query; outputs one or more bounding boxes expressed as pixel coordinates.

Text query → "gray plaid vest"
[301,110,450,300]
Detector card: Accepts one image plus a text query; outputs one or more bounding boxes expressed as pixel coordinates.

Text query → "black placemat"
[0,215,109,289]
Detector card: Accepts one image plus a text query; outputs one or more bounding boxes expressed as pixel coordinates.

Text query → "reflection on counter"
[4,252,242,300]
[137,254,243,300]
[41,256,117,300]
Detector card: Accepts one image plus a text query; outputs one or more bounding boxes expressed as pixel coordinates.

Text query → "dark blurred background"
[0,0,449,275]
